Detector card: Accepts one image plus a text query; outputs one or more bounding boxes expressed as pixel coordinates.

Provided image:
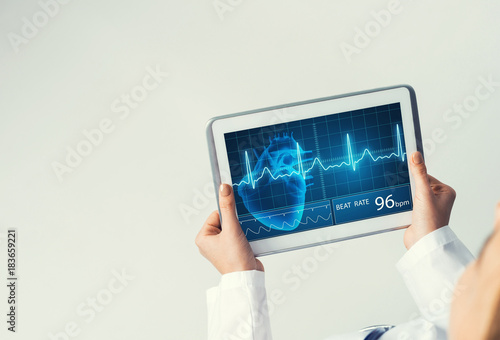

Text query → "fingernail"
[413,152,423,165]
[220,184,231,197]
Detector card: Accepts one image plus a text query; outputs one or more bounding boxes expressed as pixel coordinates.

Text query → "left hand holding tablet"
[195,184,264,275]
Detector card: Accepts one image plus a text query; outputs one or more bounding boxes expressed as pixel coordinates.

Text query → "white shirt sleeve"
[205,226,474,340]
[206,270,272,340]
[395,226,474,327]
[380,225,475,340]
[326,226,475,340]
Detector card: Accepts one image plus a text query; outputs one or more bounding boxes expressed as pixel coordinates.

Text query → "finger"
[199,211,221,236]
[427,174,445,192]
[427,174,443,185]
[427,174,456,198]
[218,183,241,233]
[205,210,221,228]
[409,152,432,198]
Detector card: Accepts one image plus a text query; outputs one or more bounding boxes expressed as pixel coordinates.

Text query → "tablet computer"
[206,85,423,256]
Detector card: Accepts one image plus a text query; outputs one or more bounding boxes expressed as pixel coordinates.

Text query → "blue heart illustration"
[237,133,310,231]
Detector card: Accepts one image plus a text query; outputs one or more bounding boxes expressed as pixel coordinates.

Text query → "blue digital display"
[224,103,413,241]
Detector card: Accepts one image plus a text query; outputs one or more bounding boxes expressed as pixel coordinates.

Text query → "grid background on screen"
[224,103,410,219]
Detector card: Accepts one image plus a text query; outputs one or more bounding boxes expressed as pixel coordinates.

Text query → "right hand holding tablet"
[404,151,457,249]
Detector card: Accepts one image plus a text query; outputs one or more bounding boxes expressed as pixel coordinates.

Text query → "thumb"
[218,184,242,234]
[409,152,432,198]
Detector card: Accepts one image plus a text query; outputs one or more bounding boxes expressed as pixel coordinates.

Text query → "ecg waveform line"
[242,206,332,236]
[240,204,330,224]
[235,124,406,189]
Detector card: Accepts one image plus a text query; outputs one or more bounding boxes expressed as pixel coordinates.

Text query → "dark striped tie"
[364,326,394,340]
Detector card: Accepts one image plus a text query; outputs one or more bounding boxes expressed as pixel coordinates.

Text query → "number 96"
[375,194,395,211]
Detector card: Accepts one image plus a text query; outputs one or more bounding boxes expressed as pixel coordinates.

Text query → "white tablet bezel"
[207,85,422,256]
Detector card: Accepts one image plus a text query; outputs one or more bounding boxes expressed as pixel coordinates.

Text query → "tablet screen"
[224,103,413,241]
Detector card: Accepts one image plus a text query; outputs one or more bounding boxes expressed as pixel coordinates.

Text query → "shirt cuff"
[206,270,265,305]
[396,226,458,273]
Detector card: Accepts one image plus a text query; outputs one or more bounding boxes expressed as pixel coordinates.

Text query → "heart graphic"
[237,133,311,231]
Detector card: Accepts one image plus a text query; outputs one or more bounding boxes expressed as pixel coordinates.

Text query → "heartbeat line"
[242,206,332,236]
[234,124,405,189]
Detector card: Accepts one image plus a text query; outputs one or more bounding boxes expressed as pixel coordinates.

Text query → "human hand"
[404,151,457,249]
[195,184,264,274]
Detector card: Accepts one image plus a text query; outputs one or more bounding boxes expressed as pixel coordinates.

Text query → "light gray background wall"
[0,0,499,339]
